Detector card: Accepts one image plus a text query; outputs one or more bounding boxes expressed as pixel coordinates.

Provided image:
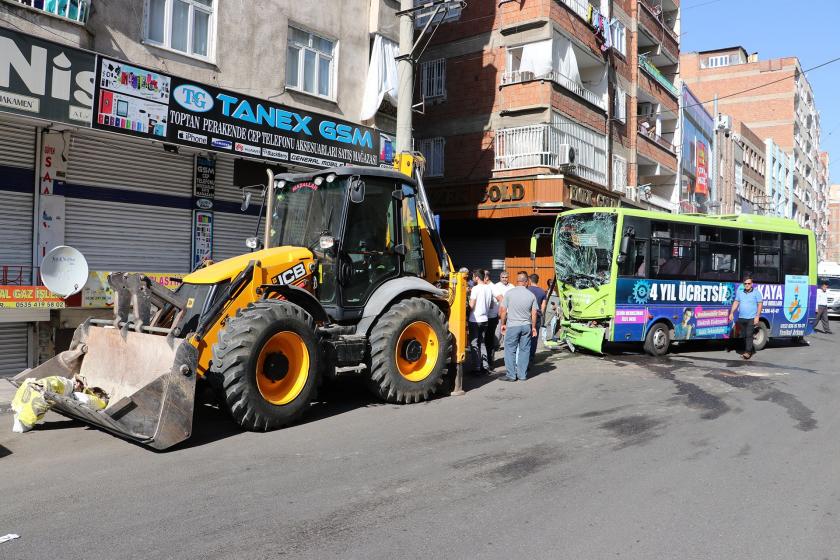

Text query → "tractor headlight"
[319,235,335,250]
[245,236,259,249]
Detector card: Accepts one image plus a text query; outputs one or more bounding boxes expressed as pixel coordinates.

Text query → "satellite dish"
[41,246,89,298]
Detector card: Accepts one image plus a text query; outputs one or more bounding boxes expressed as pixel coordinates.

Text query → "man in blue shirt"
[728,275,763,359]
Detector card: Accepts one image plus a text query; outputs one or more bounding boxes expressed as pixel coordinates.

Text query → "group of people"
[463,269,548,382]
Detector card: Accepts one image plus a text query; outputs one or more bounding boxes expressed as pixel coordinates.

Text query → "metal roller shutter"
[64,133,194,272]
[67,133,194,196]
[214,156,239,202]
[0,122,36,283]
[0,323,29,378]
[214,212,260,261]
[64,198,192,272]
[443,236,506,278]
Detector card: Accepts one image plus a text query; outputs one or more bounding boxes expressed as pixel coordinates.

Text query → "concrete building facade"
[765,138,794,219]
[715,118,766,215]
[412,0,680,280]
[680,47,825,234]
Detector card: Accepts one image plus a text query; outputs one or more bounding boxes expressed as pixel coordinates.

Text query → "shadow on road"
[0,444,10,459]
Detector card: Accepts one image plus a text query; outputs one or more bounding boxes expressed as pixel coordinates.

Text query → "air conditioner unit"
[557,144,575,165]
[716,113,732,132]
[625,186,637,201]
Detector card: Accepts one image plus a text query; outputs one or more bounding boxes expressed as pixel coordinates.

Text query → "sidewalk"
[0,378,15,414]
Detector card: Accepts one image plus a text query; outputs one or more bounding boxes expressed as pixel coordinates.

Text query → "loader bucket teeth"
[11,326,198,450]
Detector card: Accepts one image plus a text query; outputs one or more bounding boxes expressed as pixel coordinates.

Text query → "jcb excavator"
[12,154,467,449]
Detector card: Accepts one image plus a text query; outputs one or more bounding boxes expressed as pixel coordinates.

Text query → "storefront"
[0,27,386,371]
[428,175,619,284]
[679,86,715,213]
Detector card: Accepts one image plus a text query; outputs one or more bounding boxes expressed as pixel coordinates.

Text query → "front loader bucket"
[11,325,197,450]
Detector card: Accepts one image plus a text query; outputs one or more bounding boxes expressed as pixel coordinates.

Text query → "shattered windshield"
[270,178,346,249]
[554,212,616,288]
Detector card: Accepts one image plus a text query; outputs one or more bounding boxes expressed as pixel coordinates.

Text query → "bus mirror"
[529,235,538,260]
[618,227,635,264]
[241,191,252,212]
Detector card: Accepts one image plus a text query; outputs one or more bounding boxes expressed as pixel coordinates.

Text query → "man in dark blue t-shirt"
[527,274,548,363]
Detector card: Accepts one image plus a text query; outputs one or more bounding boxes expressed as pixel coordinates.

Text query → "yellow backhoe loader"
[12,154,467,449]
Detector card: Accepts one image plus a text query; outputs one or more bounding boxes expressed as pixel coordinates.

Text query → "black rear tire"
[368,297,450,403]
[211,301,319,431]
[643,322,671,356]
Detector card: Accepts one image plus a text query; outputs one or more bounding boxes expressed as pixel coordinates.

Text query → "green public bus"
[548,208,817,355]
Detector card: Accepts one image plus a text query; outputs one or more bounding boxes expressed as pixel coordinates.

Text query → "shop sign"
[482,182,525,203]
[0,286,65,309]
[80,271,184,308]
[165,76,381,168]
[192,210,214,270]
[194,155,215,208]
[0,27,95,125]
[37,194,65,266]
[695,140,709,196]
[93,58,171,138]
[569,184,618,208]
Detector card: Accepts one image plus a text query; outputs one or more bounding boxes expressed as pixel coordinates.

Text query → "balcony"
[637,0,679,63]
[5,0,90,23]
[637,121,675,153]
[555,0,597,22]
[494,123,607,186]
[501,69,607,111]
[639,55,679,98]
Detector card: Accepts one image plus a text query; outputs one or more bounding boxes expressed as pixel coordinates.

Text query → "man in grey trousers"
[498,271,538,381]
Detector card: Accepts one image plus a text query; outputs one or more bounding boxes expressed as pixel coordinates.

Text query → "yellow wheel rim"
[395,321,439,382]
[256,331,310,405]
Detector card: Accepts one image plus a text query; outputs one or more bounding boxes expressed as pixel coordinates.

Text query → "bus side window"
[619,239,647,277]
[782,234,808,276]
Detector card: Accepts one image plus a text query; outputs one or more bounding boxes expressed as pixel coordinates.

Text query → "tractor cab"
[266,167,426,321]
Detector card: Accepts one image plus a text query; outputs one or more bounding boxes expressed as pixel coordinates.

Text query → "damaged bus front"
[552,209,619,353]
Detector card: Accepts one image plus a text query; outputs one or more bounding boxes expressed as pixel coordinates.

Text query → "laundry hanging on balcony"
[518,40,554,79]
[360,34,400,122]
[552,33,582,86]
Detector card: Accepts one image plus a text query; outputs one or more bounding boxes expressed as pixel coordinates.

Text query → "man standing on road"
[813,282,834,334]
[728,275,763,360]
[468,269,494,374]
[499,271,538,381]
[483,270,499,372]
[527,273,548,364]
[488,270,514,370]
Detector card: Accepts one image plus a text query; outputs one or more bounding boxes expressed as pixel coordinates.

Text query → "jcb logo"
[273,263,307,286]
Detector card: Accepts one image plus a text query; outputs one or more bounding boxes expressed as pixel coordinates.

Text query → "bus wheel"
[644,323,671,357]
[752,322,769,351]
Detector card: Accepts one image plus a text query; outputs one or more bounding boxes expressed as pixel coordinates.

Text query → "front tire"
[752,321,769,351]
[211,301,319,431]
[368,297,450,403]
[644,322,671,356]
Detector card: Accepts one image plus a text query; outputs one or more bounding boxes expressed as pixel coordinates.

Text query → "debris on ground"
[11,375,109,433]
[0,534,20,544]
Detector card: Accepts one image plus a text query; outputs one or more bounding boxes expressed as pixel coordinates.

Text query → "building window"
[12,0,90,23]
[612,155,627,193]
[421,58,446,100]
[417,137,445,177]
[704,55,730,68]
[286,26,336,99]
[145,0,214,59]
[614,85,627,124]
[610,20,626,56]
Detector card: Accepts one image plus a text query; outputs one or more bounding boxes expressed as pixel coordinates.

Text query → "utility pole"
[396,0,415,153]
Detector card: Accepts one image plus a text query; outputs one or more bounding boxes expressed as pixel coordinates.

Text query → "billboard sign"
[0,27,95,125]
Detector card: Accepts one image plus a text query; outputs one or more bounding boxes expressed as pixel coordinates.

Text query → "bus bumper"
[563,321,605,354]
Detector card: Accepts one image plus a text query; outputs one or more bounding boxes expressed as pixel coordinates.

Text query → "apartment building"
[0,0,399,374]
[829,184,840,264]
[765,138,794,219]
[715,117,766,215]
[414,0,680,280]
[680,47,825,234]
[816,151,830,259]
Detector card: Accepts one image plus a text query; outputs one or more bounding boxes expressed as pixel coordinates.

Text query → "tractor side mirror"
[617,226,635,264]
[350,178,365,203]
[241,191,252,212]
[529,235,538,260]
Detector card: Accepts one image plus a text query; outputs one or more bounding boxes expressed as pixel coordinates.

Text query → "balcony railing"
[637,122,675,152]
[638,0,679,42]
[501,69,607,111]
[555,0,594,22]
[7,0,90,23]
[494,123,607,186]
[639,55,679,97]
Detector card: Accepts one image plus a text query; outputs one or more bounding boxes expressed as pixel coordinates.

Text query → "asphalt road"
[1,328,838,560]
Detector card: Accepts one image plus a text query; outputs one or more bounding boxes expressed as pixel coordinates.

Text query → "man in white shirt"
[469,269,494,374]
[487,271,514,369]
[813,281,833,334]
